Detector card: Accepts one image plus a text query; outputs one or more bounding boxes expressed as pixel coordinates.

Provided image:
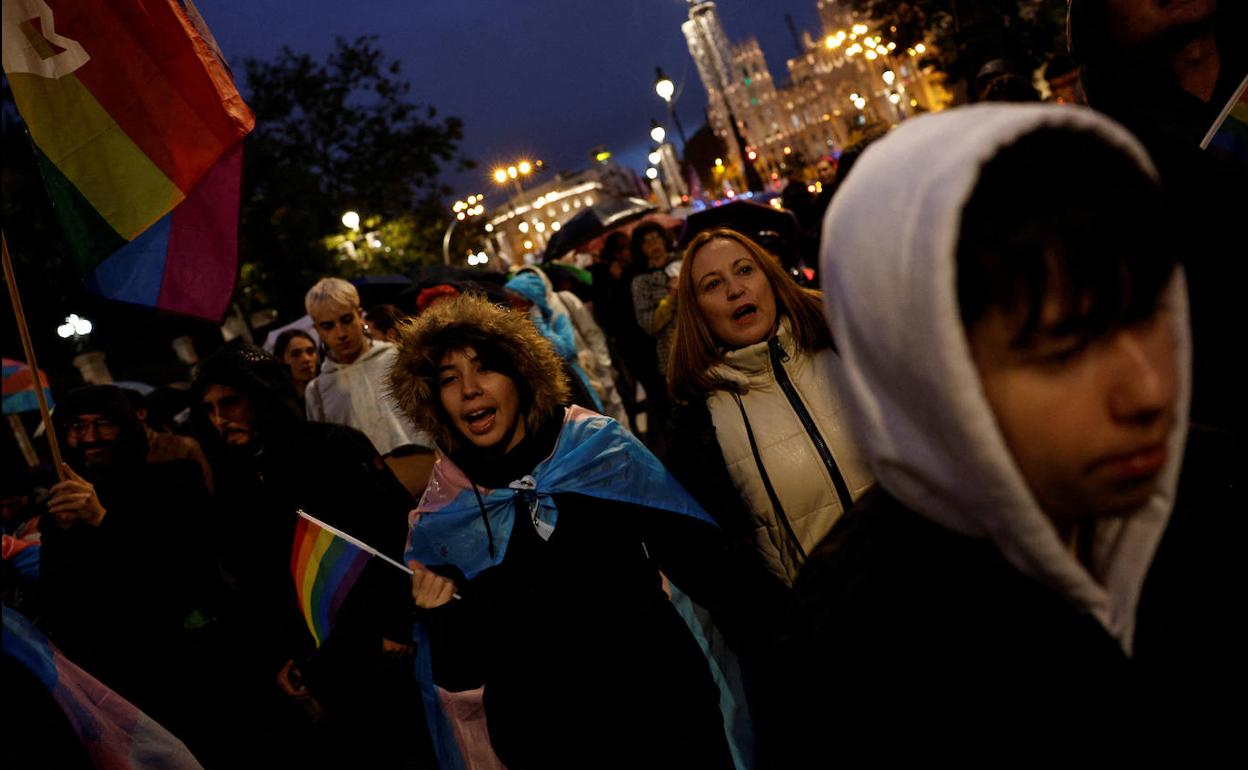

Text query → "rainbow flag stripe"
[291,515,372,648]
[2,357,55,415]
[2,0,254,321]
[1202,74,1248,163]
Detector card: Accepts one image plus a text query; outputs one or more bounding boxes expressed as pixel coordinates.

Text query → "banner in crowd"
[1,0,254,322]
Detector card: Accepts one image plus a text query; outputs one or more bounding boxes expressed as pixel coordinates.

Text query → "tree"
[847,0,1067,96]
[240,36,473,317]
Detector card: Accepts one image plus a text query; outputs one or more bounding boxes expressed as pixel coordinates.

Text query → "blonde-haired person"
[667,228,873,586]
[304,277,434,498]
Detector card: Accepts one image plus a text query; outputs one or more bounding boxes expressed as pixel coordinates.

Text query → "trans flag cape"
[2,0,254,321]
[406,406,753,770]
[2,607,204,769]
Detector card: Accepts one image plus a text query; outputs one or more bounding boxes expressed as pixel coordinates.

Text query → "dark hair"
[190,342,305,453]
[273,328,316,360]
[602,231,631,262]
[365,304,409,335]
[53,385,149,468]
[835,126,889,188]
[630,221,674,271]
[956,127,1176,347]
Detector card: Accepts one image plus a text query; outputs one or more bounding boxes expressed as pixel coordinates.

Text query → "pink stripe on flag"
[156,141,244,322]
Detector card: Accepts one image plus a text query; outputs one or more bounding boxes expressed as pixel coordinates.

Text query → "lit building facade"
[680,0,948,184]
[484,162,641,265]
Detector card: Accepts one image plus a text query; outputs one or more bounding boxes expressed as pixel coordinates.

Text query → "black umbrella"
[676,200,803,250]
[677,200,813,285]
[541,196,656,260]
[349,274,413,309]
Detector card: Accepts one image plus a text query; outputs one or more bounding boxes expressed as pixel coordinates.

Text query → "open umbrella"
[3,358,54,416]
[573,211,684,259]
[541,196,657,260]
[676,200,803,250]
[349,274,414,309]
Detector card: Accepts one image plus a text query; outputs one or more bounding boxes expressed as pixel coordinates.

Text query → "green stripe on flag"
[32,143,128,269]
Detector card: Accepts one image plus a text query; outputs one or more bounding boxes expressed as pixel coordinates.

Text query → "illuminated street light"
[518,160,532,175]
[650,121,666,144]
[507,165,518,179]
[550,221,561,231]
[523,239,533,250]
[485,223,494,232]
[889,93,902,104]
[714,157,723,168]
[648,150,662,165]
[519,221,530,233]
[456,211,466,221]
[655,67,675,102]
[57,313,93,339]
[824,35,841,49]
[494,169,508,183]
[342,210,361,230]
[882,70,896,85]
[865,49,878,61]
[915,43,926,54]
[645,167,659,180]
[852,23,868,35]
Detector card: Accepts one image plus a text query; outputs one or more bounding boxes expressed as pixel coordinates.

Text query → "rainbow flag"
[2,608,204,769]
[291,511,373,648]
[2,0,254,322]
[1201,74,1248,163]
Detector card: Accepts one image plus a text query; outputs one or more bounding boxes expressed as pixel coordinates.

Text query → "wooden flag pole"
[2,232,66,479]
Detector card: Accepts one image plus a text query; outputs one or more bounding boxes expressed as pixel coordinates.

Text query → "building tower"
[681,1,744,182]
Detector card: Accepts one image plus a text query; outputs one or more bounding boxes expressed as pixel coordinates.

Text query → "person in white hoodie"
[304,277,435,498]
[780,104,1243,750]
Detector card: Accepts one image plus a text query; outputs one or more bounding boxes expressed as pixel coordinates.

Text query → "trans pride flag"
[291,511,374,648]
[2,608,204,769]
[2,0,254,322]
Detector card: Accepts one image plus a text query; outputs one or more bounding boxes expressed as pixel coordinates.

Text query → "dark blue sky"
[202,0,823,203]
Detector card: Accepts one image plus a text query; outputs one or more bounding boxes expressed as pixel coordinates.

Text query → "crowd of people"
[3,2,1244,767]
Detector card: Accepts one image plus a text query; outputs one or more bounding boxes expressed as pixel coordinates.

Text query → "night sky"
[203,0,824,203]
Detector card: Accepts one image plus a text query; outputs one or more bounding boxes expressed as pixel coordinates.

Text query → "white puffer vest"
[705,322,874,585]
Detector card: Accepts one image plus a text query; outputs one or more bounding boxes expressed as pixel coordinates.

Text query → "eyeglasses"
[66,417,120,438]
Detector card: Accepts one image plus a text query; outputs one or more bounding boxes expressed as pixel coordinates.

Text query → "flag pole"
[2,233,65,480]
[296,508,461,599]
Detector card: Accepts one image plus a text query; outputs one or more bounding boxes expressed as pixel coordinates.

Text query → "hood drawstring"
[469,481,496,559]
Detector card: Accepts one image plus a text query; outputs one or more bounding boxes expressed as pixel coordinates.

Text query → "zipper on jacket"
[768,337,856,514]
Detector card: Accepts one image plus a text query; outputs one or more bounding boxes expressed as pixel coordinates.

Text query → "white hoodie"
[306,340,433,455]
[818,104,1191,654]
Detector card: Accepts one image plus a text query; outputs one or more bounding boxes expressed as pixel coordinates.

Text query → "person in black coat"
[41,385,214,735]
[190,343,433,769]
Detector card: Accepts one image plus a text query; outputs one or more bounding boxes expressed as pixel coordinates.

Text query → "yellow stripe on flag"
[300,528,335,637]
[8,71,183,240]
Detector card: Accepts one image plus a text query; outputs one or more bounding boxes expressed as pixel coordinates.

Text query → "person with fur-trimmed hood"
[779,104,1244,754]
[390,294,786,770]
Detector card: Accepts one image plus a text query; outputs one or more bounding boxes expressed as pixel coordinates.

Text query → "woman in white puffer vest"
[667,227,874,586]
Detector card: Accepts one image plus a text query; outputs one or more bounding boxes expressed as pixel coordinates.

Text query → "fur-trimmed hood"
[388,293,571,453]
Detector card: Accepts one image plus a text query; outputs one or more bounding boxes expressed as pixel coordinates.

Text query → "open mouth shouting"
[731,303,759,325]
[462,407,498,436]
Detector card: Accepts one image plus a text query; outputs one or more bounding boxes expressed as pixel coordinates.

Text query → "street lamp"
[341,210,360,231]
[443,193,486,265]
[654,66,688,148]
[650,120,666,145]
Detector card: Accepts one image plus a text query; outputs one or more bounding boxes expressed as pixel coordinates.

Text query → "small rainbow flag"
[2,0,254,322]
[290,511,375,648]
[1201,74,1248,163]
